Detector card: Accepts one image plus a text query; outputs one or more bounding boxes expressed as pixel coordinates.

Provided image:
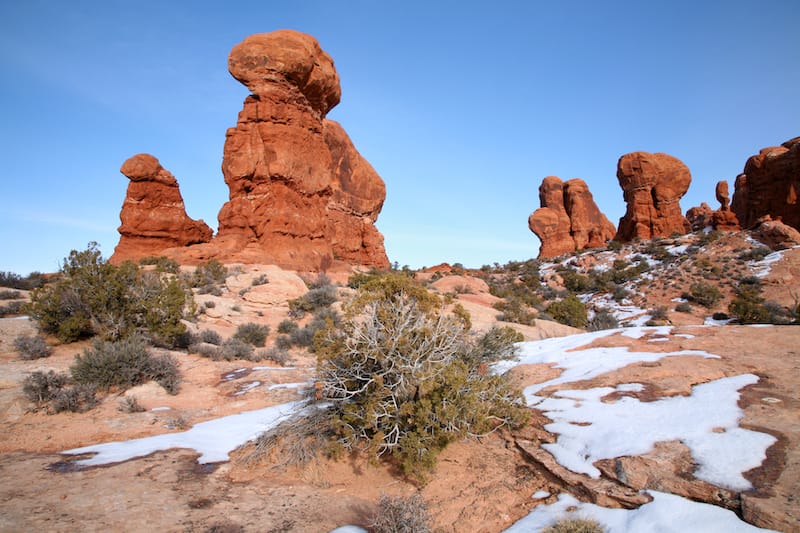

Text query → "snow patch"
[504,491,778,532]
[64,401,304,465]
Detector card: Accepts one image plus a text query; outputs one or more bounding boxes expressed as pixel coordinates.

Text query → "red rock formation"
[614,152,691,241]
[213,30,389,270]
[751,215,800,250]
[110,154,212,264]
[732,137,800,230]
[686,180,740,232]
[529,176,616,258]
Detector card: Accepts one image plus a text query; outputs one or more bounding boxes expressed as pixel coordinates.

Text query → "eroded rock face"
[751,215,800,250]
[686,180,740,232]
[614,152,691,241]
[214,30,388,270]
[732,137,800,230]
[529,176,616,258]
[110,154,212,264]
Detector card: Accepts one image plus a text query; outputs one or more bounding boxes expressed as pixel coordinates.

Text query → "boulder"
[686,202,713,231]
[529,176,616,258]
[732,137,800,230]
[751,215,800,250]
[614,152,691,242]
[110,154,212,264]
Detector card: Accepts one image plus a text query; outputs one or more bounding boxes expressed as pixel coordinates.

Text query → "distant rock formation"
[110,154,212,264]
[686,180,739,232]
[528,176,616,258]
[614,152,691,241]
[110,30,389,271]
[732,137,800,231]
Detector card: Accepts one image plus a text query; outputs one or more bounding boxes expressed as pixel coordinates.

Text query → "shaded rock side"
[214,30,389,271]
[110,154,212,264]
[614,152,691,241]
[529,176,616,258]
[732,136,800,230]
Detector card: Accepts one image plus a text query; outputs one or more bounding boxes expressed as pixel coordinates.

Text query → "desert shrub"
[288,285,338,318]
[27,243,191,344]
[370,493,431,533]
[0,289,21,300]
[674,301,692,313]
[14,334,52,360]
[138,256,180,274]
[588,309,619,331]
[148,353,181,394]
[251,274,269,286]
[452,303,472,330]
[547,294,588,328]
[119,395,146,413]
[647,306,669,325]
[287,309,341,351]
[197,284,223,296]
[0,300,25,317]
[277,319,299,334]
[50,384,97,413]
[257,347,292,366]
[232,322,270,347]
[493,298,536,326]
[313,292,528,481]
[305,272,332,289]
[607,240,623,252]
[684,282,722,308]
[71,336,180,393]
[560,269,596,293]
[467,325,523,366]
[728,284,771,324]
[203,300,216,309]
[219,338,254,360]
[274,335,293,351]
[191,259,228,288]
[199,329,223,345]
[190,342,222,360]
[541,517,604,533]
[0,271,44,290]
[23,370,68,403]
[738,247,771,261]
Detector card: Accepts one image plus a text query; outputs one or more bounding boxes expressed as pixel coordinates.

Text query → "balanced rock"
[686,180,740,232]
[614,152,691,241]
[214,30,388,270]
[529,176,616,258]
[110,154,212,264]
[732,137,800,230]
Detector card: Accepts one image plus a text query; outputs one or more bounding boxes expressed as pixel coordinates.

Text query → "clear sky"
[1,0,798,275]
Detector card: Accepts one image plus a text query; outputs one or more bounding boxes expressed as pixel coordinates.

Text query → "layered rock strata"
[614,152,691,241]
[732,137,800,231]
[529,176,616,258]
[110,154,212,264]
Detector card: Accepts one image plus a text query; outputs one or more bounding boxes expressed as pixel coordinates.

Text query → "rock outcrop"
[732,137,800,231]
[110,30,389,271]
[211,30,388,271]
[110,154,212,264]
[751,215,800,250]
[614,152,692,241]
[685,180,740,232]
[528,176,616,258]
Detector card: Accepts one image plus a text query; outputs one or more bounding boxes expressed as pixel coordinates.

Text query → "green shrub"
[138,256,180,274]
[493,298,536,326]
[0,271,44,290]
[27,243,191,344]
[588,309,619,331]
[119,395,146,413]
[738,247,771,261]
[647,306,669,325]
[288,285,338,318]
[257,347,291,366]
[467,326,523,366]
[232,322,270,347]
[50,384,97,413]
[547,294,588,328]
[189,342,222,360]
[70,336,180,394]
[728,285,771,324]
[685,282,722,308]
[251,274,269,286]
[541,518,604,533]
[0,300,24,317]
[313,292,528,481]
[191,259,228,287]
[370,493,431,533]
[14,334,52,360]
[675,301,692,313]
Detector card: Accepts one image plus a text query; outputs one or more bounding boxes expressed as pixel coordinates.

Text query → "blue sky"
[1,1,798,274]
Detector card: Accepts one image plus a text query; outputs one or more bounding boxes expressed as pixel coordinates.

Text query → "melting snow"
[537,376,775,489]
[64,401,304,465]
[504,491,779,532]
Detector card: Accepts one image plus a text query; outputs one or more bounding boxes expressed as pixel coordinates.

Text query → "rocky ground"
[0,237,798,532]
